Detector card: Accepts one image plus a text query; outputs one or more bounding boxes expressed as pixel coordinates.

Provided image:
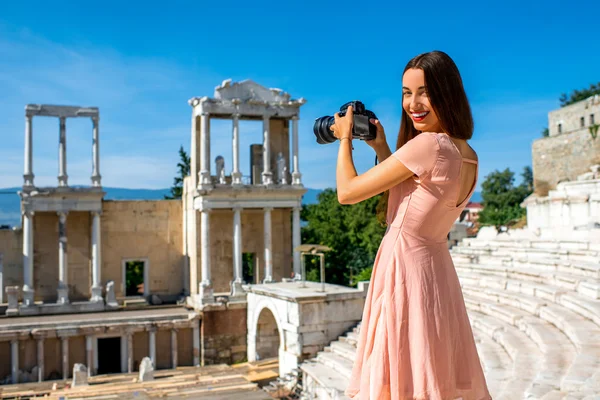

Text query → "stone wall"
[532,128,600,195]
[101,200,184,301]
[0,229,23,299]
[534,96,600,194]
[202,306,247,365]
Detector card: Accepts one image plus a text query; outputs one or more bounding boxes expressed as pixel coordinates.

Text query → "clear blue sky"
[1,0,598,191]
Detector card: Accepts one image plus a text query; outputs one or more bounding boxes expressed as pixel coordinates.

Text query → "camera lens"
[312,116,337,144]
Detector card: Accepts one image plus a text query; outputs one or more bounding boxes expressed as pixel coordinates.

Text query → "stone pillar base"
[231,172,243,186]
[262,277,275,284]
[57,286,69,305]
[292,172,302,186]
[230,280,246,300]
[199,283,214,304]
[90,286,103,303]
[261,172,273,186]
[22,286,35,307]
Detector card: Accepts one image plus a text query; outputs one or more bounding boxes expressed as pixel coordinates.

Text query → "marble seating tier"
[299,234,600,400]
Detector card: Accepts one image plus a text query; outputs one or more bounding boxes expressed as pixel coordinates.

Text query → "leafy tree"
[559,82,600,107]
[301,189,386,286]
[165,146,190,199]
[478,167,533,228]
[541,127,549,138]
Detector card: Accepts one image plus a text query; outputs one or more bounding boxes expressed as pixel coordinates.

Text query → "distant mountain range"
[0,186,481,228]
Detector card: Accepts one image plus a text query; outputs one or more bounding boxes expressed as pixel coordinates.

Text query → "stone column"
[24,114,34,187]
[199,209,214,303]
[199,112,211,187]
[261,115,273,185]
[86,336,93,377]
[37,338,44,382]
[263,207,274,283]
[58,117,68,187]
[293,206,302,278]
[193,319,200,366]
[190,113,198,189]
[62,337,69,380]
[127,332,133,373]
[57,212,69,304]
[171,329,178,368]
[291,116,302,185]
[231,110,243,185]
[22,210,34,306]
[91,116,101,187]
[90,211,103,302]
[11,339,19,384]
[120,335,127,373]
[0,253,3,304]
[93,337,98,374]
[231,207,244,298]
[149,327,156,366]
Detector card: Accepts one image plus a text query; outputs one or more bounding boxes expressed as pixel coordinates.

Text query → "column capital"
[232,205,243,212]
[92,115,100,124]
[263,206,274,212]
[200,111,210,117]
[22,210,35,218]
[91,210,103,217]
[291,115,299,121]
[232,112,241,119]
[231,98,241,106]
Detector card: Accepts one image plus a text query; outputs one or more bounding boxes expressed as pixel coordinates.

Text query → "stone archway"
[247,298,284,366]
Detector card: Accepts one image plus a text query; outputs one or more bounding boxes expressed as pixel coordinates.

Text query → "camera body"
[313,100,378,144]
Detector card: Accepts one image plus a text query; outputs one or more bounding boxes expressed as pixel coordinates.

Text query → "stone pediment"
[213,79,292,104]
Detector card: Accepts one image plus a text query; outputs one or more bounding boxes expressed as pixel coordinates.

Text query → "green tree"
[541,127,549,138]
[478,167,533,228]
[165,145,190,199]
[560,82,600,107]
[301,189,386,286]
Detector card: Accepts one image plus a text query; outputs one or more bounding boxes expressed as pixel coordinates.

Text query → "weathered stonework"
[533,95,600,194]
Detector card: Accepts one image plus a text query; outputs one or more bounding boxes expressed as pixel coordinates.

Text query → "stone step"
[461,238,595,252]
[467,309,548,398]
[471,330,513,397]
[339,331,358,347]
[300,360,351,400]
[465,292,600,394]
[452,244,599,262]
[329,340,357,363]
[316,350,354,378]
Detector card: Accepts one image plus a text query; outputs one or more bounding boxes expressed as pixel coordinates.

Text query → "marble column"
[192,319,200,366]
[199,209,213,302]
[127,332,133,373]
[24,115,34,187]
[0,253,3,304]
[231,110,243,185]
[171,329,178,368]
[37,338,44,382]
[58,117,68,187]
[291,116,302,185]
[93,337,98,374]
[90,211,103,302]
[22,210,34,306]
[261,115,273,185]
[120,335,127,373]
[199,112,211,186]
[57,212,69,304]
[293,206,302,279]
[91,116,101,187]
[190,113,198,189]
[263,207,273,283]
[149,327,157,365]
[11,339,18,384]
[86,336,93,377]
[230,207,244,298]
[62,337,69,380]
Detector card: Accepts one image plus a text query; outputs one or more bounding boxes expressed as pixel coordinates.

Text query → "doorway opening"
[122,259,148,297]
[97,337,121,374]
[243,253,257,284]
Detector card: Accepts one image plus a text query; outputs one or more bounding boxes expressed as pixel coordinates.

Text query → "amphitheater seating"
[300,235,600,399]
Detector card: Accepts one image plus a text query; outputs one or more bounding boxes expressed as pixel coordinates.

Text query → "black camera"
[313,100,378,144]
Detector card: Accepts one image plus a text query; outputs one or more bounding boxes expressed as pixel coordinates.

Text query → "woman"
[331,51,492,400]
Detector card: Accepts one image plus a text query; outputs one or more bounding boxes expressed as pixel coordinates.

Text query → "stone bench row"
[461,238,600,252]
[457,269,600,324]
[471,330,514,398]
[454,262,600,301]
[452,244,600,264]
[452,251,600,281]
[463,290,600,396]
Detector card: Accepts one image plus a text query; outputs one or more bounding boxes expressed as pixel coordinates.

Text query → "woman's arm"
[333,106,415,205]
[374,143,392,163]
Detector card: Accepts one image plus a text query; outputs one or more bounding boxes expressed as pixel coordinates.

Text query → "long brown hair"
[376,50,474,226]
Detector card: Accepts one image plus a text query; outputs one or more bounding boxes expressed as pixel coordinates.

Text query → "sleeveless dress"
[345,132,492,400]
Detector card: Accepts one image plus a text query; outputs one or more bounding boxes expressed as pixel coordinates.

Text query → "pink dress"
[345,132,492,400]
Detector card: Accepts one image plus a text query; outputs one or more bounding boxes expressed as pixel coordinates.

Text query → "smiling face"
[402,68,442,133]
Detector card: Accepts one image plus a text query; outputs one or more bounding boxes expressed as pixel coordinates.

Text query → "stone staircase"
[299,234,600,399]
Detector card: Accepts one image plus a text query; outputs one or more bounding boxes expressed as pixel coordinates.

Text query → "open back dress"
[345,132,492,400]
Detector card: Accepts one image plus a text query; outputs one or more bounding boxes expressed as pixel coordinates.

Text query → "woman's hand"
[330,105,354,141]
[365,118,388,151]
